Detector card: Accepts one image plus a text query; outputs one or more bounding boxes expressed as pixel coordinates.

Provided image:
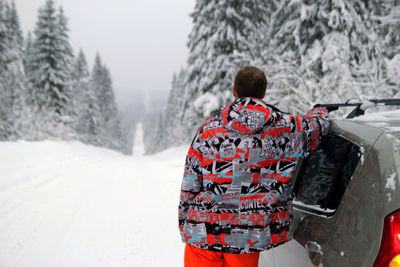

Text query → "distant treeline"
[0,0,127,153]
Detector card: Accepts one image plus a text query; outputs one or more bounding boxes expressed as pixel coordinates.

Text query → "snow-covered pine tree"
[254,0,322,113]
[0,0,29,140]
[367,0,400,97]
[29,0,75,138]
[339,1,388,100]
[71,49,94,142]
[371,0,400,59]
[55,6,75,121]
[144,69,188,153]
[88,53,104,145]
[24,31,34,91]
[372,0,400,96]
[5,1,22,46]
[144,0,400,154]
[89,52,123,150]
[260,0,352,112]
[319,1,399,101]
[164,69,188,145]
[3,0,30,139]
[149,0,271,152]
[149,0,284,153]
[72,49,89,82]
[261,0,399,114]
[0,0,6,69]
[0,0,11,140]
[184,0,270,122]
[99,65,123,150]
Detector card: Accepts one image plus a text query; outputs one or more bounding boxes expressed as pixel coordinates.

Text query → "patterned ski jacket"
[178,97,329,254]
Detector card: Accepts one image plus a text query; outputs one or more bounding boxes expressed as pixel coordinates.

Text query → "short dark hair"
[234,66,267,99]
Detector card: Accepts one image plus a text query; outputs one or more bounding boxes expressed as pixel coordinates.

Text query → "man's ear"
[232,86,238,99]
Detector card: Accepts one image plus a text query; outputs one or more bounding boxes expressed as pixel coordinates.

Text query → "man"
[178,66,329,267]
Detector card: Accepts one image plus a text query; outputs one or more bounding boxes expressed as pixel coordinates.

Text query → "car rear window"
[293,134,361,216]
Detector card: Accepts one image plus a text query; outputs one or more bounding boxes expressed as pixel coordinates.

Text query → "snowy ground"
[0,137,312,266]
[0,141,187,267]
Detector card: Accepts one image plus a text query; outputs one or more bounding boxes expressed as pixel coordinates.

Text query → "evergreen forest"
[0,0,125,152]
[144,0,400,154]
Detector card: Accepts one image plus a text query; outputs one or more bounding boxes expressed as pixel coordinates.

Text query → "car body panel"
[293,117,400,266]
[326,129,400,266]
[258,240,314,267]
[323,144,384,266]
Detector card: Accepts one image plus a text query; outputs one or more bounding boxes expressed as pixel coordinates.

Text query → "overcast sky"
[15,0,195,110]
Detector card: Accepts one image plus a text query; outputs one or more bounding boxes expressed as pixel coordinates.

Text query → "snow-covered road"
[0,141,187,267]
[0,141,312,267]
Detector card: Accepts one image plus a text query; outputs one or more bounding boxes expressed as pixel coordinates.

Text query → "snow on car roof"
[350,109,400,133]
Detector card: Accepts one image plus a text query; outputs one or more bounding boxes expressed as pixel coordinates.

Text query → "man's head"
[233,66,267,99]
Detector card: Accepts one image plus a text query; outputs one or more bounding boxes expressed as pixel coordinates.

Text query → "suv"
[259,100,400,267]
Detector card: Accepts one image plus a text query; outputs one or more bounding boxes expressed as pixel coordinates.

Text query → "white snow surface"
[351,110,400,132]
[386,172,397,191]
[133,122,145,156]
[352,110,400,122]
[293,200,335,218]
[0,140,188,267]
[359,145,365,165]
[386,172,397,202]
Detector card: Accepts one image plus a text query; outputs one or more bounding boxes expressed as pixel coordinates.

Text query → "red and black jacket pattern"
[179,97,329,254]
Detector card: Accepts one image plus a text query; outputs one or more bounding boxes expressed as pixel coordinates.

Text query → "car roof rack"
[315,98,400,119]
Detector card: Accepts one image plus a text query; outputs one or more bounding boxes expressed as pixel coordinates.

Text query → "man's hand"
[313,104,338,112]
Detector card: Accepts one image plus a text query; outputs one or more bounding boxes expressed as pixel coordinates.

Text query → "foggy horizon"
[15,0,195,111]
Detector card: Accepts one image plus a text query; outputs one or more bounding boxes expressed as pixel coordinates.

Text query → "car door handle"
[305,241,323,254]
[305,241,323,266]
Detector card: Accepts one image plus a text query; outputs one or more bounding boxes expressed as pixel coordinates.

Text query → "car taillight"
[373,208,400,267]
[390,255,400,267]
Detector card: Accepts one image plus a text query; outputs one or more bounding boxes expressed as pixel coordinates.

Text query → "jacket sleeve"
[178,130,203,237]
[301,107,330,157]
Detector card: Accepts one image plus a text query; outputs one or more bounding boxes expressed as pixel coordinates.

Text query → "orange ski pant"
[184,243,260,267]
